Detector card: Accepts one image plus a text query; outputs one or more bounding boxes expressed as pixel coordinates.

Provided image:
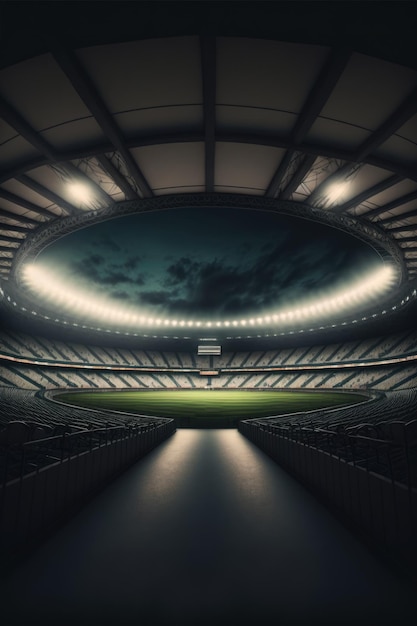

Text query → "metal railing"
[240,420,417,489]
[1,421,175,486]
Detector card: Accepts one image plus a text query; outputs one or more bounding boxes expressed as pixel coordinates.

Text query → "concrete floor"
[0,429,415,625]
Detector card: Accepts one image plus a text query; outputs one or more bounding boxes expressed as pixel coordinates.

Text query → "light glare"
[20,262,397,332]
[67,181,93,205]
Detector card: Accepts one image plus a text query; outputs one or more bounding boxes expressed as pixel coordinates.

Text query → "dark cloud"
[89,254,105,265]
[99,271,134,286]
[139,236,372,316]
[110,290,130,300]
[138,290,186,307]
[123,256,143,271]
[69,254,146,288]
[92,236,121,253]
[164,257,199,287]
[70,254,103,283]
[44,208,379,319]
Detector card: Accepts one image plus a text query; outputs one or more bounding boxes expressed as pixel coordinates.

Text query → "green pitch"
[55,389,368,428]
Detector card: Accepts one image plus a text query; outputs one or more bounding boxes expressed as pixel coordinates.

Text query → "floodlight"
[18,259,399,334]
[67,181,93,205]
[321,180,351,207]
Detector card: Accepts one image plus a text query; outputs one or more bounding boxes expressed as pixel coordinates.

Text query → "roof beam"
[355,85,417,161]
[394,236,417,243]
[266,48,351,199]
[363,189,417,220]
[333,174,403,213]
[216,134,417,185]
[0,208,40,225]
[53,49,152,198]
[0,209,42,226]
[0,189,57,220]
[0,246,16,253]
[200,36,217,193]
[386,224,417,234]
[0,234,23,244]
[0,157,49,186]
[379,207,417,225]
[279,154,316,200]
[95,155,137,201]
[0,222,32,234]
[292,48,351,145]
[265,151,293,198]
[0,96,107,209]
[2,131,417,192]
[16,174,78,215]
[0,96,57,161]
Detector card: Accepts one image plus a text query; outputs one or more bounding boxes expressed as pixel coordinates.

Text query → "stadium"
[0,2,417,624]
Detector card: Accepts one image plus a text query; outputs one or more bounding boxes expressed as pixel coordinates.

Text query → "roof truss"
[355,84,417,161]
[53,49,152,198]
[266,48,351,199]
[0,189,58,220]
[16,174,78,215]
[334,174,403,213]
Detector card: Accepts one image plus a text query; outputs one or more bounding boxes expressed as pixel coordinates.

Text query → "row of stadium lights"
[2,177,412,337]
[3,286,416,340]
[20,264,396,330]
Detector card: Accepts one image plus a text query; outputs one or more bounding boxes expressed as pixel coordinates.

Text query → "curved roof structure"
[0,1,416,346]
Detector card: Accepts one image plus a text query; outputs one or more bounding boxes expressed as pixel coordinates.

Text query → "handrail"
[0,420,175,486]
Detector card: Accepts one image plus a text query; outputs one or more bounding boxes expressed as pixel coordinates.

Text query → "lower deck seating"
[0,387,173,485]
[248,389,417,487]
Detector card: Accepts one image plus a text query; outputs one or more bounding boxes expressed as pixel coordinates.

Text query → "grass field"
[55,389,368,428]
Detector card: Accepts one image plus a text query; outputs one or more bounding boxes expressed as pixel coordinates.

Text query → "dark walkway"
[1,430,415,625]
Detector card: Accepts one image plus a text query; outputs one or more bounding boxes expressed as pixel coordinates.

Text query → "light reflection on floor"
[0,429,415,625]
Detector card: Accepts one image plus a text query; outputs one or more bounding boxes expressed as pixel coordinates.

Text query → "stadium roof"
[0,1,416,346]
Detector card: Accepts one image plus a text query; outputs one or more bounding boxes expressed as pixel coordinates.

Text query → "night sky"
[35,207,381,320]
